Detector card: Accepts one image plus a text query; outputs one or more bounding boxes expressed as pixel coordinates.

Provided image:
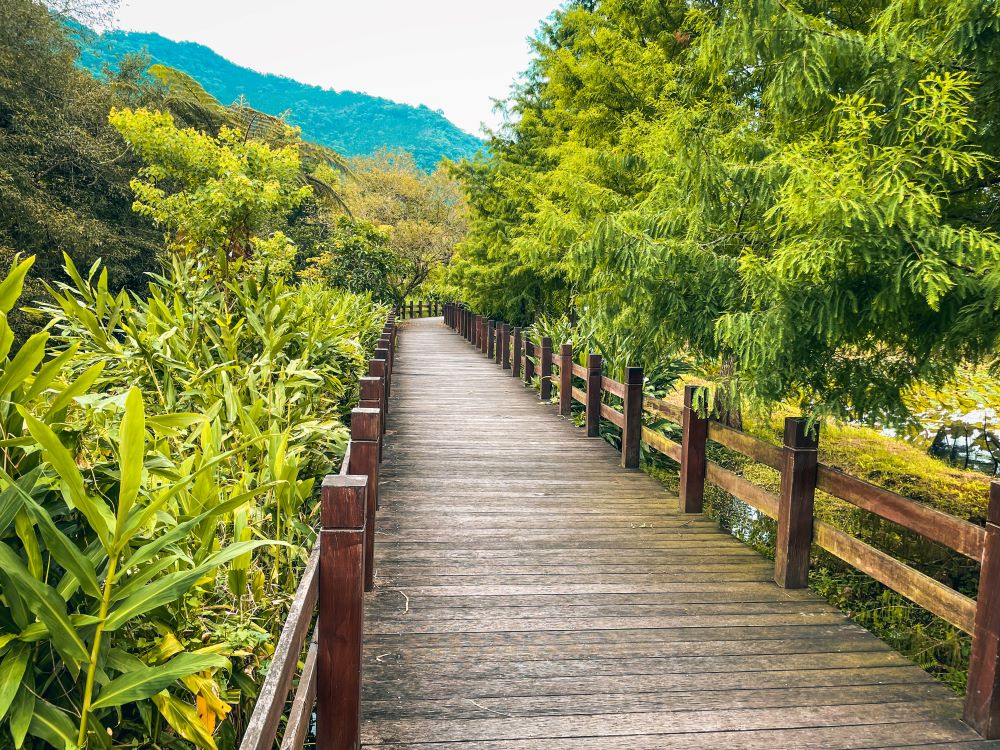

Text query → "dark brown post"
[501,324,511,369]
[966,481,1000,738]
[487,321,496,359]
[524,339,535,385]
[368,359,387,427]
[348,407,379,590]
[679,385,708,513]
[512,327,522,378]
[475,316,483,350]
[359,375,384,461]
[774,417,819,588]
[481,318,489,355]
[559,344,572,416]
[417,300,421,318]
[585,353,602,437]
[374,347,390,404]
[621,367,643,469]
[408,300,413,318]
[495,323,503,365]
[539,337,553,400]
[317,475,366,750]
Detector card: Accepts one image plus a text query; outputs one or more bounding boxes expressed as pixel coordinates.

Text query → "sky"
[109,0,562,136]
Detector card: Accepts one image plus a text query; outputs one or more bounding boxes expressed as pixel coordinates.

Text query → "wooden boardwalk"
[361,317,998,749]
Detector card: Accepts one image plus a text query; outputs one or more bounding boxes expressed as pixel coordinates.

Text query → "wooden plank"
[239,547,318,750]
[280,637,317,750]
[707,421,783,469]
[644,395,683,423]
[641,426,681,462]
[571,363,587,379]
[601,376,625,398]
[705,460,779,518]
[817,464,985,561]
[599,402,624,428]
[571,386,586,404]
[813,521,976,633]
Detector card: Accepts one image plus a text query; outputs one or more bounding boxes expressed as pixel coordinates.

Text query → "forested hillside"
[74,27,483,170]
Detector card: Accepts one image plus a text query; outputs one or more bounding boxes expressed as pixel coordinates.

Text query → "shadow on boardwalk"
[361,317,997,749]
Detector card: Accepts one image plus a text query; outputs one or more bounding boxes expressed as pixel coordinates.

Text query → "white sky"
[110,0,562,136]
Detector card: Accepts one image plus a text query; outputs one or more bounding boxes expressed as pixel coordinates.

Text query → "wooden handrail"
[444,305,1000,739]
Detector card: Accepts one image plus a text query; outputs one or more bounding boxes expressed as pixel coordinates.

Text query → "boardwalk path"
[361,317,996,749]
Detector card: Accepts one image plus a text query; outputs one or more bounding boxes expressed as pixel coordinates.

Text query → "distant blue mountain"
[74,28,483,170]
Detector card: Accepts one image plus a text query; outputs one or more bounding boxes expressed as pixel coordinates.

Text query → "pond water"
[926,408,999,476]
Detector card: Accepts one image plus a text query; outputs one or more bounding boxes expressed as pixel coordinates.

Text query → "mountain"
[73,28,483,170]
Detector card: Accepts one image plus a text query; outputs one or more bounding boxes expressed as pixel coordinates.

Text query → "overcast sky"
[109,0,561,135]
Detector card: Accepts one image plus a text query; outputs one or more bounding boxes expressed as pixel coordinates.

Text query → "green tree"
[451,0,1000,425]
[0,0,161,334]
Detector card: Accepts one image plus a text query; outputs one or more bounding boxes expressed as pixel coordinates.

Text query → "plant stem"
[77,552,118,748]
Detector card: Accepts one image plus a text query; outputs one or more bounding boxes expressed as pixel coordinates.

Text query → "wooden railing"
[443,301,1000,740]
[395,299,440,319]
[238,313,396,750]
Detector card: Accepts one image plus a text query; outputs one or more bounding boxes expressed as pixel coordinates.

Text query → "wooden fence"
[396,299,441,319]
[443,301,1000,740]
[238,313,396,750]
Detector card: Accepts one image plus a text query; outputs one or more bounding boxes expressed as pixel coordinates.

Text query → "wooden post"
[512,327,522,378]
[679,385,708,513]
[559,344,572,416]
[524,339,535,385]
[378,335,392,394]
[585,353,602,437]
[368,359,387,427]
[417,300,422,318]
[539,337,553,401]
[774,418,819,588]
[966,481,1000,738]
[621,367,643,469]
[359,376,384,462]
[487,321,495,359]
[316,475,366,750]
[495,323,503,365]
[347,408,380,591]
[374,347,390,404]
[481,318,489,355]
[408,300,413,318]
[501,324,511,369]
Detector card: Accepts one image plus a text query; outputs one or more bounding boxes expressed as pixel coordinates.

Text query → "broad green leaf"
[10,684,34,748]
[24,493,102,599]
[27,698,78,750]
[25,343,80,400]
[152,691,218,750]
[119,485,273,572]
[0,469,41,538]
[0,332,48,396]
[0,543,89,671]
[45,361,104,419]
[105,540,276,631]
[116,387,145,524]
[20,409,114,546]
[0,643,29,719]
[0,256,34,314]
[91,653,228,709]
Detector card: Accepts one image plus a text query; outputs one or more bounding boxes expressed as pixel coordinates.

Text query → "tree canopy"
[448,0,1000,424]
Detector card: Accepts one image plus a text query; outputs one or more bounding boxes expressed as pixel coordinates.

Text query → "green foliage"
[0,248,385,749]
[0,0,161,337]
[451,0,1000,425]
[74,26,483,170]
[299,217,403,301]
[109,108,312,271]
